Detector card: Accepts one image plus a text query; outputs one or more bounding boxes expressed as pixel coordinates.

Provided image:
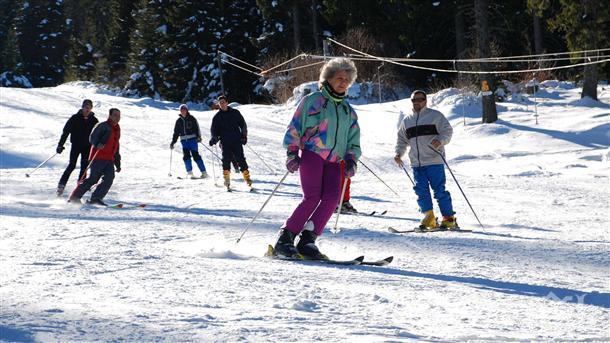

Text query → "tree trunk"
[454,1,466,85]
[581,0,598,100]
[292,0,301,53]
[532,12,543,55]
[311,0,319,52]
[474,0,497,123]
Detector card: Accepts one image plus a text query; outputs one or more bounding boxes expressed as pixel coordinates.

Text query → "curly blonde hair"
[318,57,358,88]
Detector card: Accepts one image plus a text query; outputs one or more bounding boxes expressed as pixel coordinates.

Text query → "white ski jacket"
[395,106,453,167]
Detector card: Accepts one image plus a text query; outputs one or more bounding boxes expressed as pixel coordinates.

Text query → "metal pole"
[400,163,415,186]
[236,171,290,243]
[168,148,173,177]
[331,177,350,234]
[358,159,400,196]
[199,141,222,161]
[429,145,483,228]
[246,144,277,175]
[216,51,226,96]
[25,152,58,177]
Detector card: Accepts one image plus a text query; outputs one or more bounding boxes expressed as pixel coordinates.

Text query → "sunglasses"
[411,98,426,103]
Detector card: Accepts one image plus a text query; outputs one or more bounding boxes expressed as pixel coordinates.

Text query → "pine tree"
[125,0,172,99]
[106,0,140,86]
[548,0,609,100]
[16,0,69,86]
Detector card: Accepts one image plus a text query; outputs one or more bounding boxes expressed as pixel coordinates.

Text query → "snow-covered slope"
[1,82,609,341]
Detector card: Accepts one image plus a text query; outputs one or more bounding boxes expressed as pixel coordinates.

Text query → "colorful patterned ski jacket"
[283,86,361,163]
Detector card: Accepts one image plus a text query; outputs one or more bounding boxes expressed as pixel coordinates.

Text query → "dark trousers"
[58,146,90,185]
[71,160,115,201]
[221,141,248,171]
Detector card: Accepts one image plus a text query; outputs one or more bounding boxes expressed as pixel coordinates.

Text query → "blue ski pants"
[412,164,454,217]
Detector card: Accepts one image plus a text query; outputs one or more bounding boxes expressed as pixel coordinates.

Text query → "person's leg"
[283,150,324,234]
[308,160,341,236]
[428,164,454,217]
[59,147,80,186]
[232,143,249,171]
[412,166,433,213]
[70,160,104,200]
[77,147,90,181]
[90,161,115,201]
[181,140,193,172]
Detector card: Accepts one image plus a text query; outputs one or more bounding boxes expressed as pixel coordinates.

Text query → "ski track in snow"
[1,82,609,341]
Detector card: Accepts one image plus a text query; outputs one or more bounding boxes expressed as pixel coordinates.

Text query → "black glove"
[209,137,218,146]
[170,143,175,150]
[197,137,202,143]
[241,135,247,145]
[56,145,64,154]
[115,166,121,173]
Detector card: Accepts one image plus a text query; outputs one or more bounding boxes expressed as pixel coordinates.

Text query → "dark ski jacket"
[58,110,99,149]
[171,113,202,145]
[89,120,121,169]
[210,107,247,144]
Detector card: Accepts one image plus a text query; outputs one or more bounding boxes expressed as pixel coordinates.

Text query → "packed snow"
[1,81,609,341]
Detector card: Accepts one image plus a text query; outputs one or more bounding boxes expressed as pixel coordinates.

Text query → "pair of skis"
[387,226,472,234]
[265,245,393,266]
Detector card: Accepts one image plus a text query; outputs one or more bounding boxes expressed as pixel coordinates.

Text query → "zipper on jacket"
[415,111,421,167]
[327,101,340,160]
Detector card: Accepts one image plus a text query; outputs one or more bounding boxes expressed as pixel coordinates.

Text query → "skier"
[68,108,122,206]
[394,90,456,230]
[336,160,358,213]
[55,99,99,196]
[170,104,208,179]
[209,95,251,189]
[275,57,361,259]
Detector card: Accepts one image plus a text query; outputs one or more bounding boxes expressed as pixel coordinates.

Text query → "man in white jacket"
[394,90,456,229]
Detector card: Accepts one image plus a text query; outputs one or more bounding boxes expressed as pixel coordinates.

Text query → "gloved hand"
[96,143,105,150]
[197,137,202,143]
[209,137,218,146]
[286,151,300,173]
[115,166,121,173]
[56,145,64,154]
[241,135,247,145]
[345,159,357,178]
[170,143,175,150]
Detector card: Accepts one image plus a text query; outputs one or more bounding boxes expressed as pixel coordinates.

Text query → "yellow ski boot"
[440,215,457,229]
[419,210,438,230]
[223,170,231,188]
[242,169,253,187]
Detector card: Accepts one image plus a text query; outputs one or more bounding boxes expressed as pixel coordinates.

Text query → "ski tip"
[356,256,365,263]
[138,204,147,208]
[384,256,394,264]
[380,210,388,215]
[387,227,399,233]
[112,203,124,209]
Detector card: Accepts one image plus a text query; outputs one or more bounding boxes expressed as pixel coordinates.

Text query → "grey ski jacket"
[395,106,453,167]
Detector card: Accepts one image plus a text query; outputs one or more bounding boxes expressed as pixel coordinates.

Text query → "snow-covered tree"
[16,0,69,86]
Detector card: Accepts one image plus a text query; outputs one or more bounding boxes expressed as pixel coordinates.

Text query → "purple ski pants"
[284,149,341,236]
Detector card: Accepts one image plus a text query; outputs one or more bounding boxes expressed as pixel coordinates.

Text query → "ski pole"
[199,141,222,161]
[331,177,350,234]
[67,150,100,200]
[236,170,290,244]
[25,152,58,177]
[358,158,400,196]
[168,148,173,177]
[210,144,218,186]
[429,145,483,228]
[246,144,278,175]
[399,163,415,186]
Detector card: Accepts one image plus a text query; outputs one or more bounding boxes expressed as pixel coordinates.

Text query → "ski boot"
[340,201,358,213]
[418,210,438,230]
[223,170,231,188]
[296,225,327,260]
[187,171,198,179]
[242,169,253,187]
[273,228,299,258]
[56,184,66,196]
[200,171,209,179]
[440,215,458,229]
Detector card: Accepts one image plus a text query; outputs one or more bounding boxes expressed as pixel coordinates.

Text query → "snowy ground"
[1,81,609,341]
